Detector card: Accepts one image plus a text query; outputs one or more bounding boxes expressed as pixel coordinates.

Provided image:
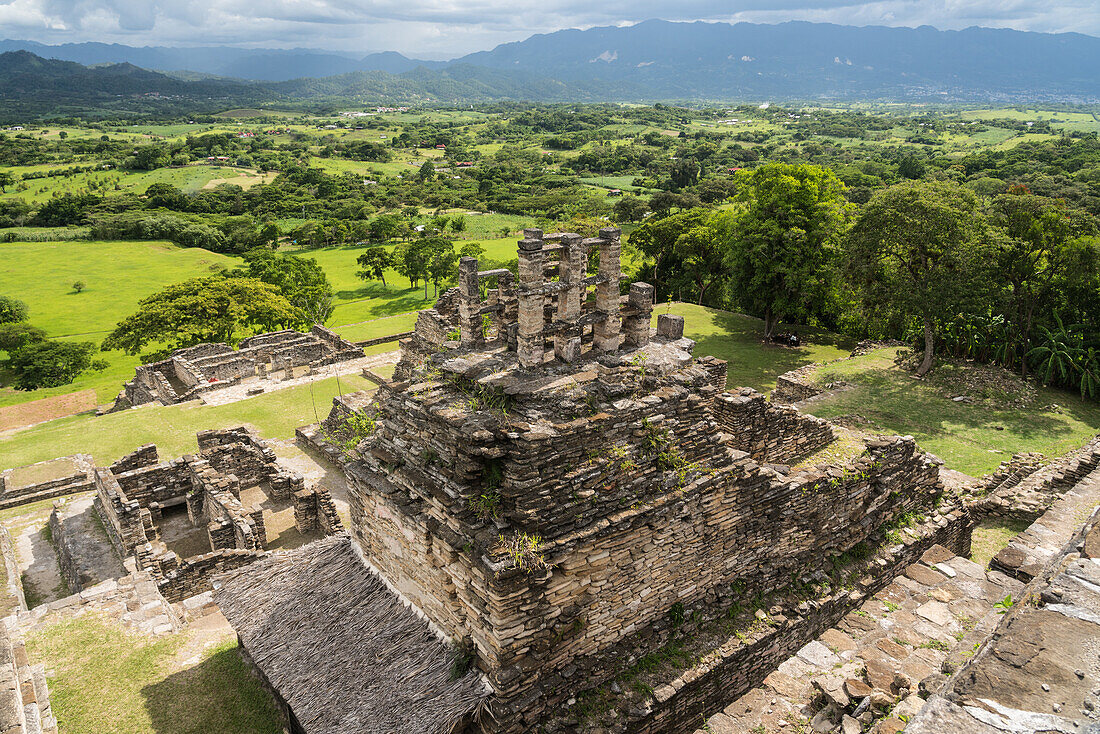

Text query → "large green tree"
[8,340,94,390]
[987,192,1099,375]
[356,246,395,288]
[0,296,29,325]
[727,163,851,339]
[102,277,298,355]
[846,180,996,376]
[233,249,332,324]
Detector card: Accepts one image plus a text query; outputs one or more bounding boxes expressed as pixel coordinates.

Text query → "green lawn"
[0,240,236,337]
[27,617,282,734]
[0,373,379,468]
[802,347,1100,476]
[0,240,241,406]
[662,303,854,392]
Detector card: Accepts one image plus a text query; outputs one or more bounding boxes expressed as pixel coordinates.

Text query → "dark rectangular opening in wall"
[157,504,212,559]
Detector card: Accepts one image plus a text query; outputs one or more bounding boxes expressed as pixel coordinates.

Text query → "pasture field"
[0,371,380,467]
[0,165,265,203]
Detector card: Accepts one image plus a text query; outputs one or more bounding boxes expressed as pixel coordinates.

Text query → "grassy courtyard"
[26,616,282,734]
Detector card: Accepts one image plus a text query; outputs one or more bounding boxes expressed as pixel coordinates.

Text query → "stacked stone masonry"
[110,324,363,411]
[90,427,341,602]
[282,235,967,734]
[0,455,94,510]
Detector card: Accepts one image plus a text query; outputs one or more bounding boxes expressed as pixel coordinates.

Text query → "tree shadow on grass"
[690,310,855,393]
[330,281,435,320]
[142,645,283,734]
[810,366,1087,447]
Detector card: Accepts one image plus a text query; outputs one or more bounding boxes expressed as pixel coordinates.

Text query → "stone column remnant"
[624,282,655,348]
[555,233,584,363]
[656,313,685,340]
[458,256,482,346]
[517,229,546,367]
[594,227,622,352]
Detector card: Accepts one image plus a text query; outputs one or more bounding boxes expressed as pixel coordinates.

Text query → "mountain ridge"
[2,20,1100,109]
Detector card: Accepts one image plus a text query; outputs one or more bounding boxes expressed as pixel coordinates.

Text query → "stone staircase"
[0,619,55,734]
[693,545,1024,734]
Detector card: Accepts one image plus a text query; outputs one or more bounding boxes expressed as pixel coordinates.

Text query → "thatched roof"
[214,534,488,734]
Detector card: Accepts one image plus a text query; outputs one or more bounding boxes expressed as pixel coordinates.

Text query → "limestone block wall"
[630,507,973,734]
[158,548,266,603]
[109,445,159,474]
[49,505,83,593]
[0,454,94,509]
[770,364,823,404]
[112,459,195,507]
[713,388,836,464]
[93,468,150,558]
[349,415,944,732]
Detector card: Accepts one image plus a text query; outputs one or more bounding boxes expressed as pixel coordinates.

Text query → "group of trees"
[102,250,334,357]
[0,295,99,390]
[632,162,1100,395]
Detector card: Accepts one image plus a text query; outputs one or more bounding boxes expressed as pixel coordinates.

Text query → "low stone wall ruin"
[89,427,341,602]
[0,454,95,510]
[970,435,1100,520]
[111,325,364,411]
[713,387,836,464]
[602,506,972,733]
[770,363,824,404]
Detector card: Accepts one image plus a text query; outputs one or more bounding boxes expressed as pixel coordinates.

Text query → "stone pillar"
[594,228,622,352]
[517,229,545,367]
[656,313,685,340]
[623,282,655,348]
[554,233,584,363]
[457,256,482,346]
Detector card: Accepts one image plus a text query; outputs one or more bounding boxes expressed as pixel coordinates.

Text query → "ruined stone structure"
[90,427,341,602]
[110,324,363,411]
[0,455,94,510]
[220,232,971,734]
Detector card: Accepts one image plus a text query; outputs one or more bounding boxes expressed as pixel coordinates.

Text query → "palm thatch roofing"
[214,534,489,734]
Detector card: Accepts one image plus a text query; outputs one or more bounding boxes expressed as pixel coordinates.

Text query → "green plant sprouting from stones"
[321,409,379,457]
[494,532,550,573]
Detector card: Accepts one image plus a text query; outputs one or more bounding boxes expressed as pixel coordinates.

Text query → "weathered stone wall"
[157,548,266,603]
[109,444,159,474]
[972,435,1100,520]
[345,360,945,733]
[112,459,194,507]
[49,505,83,594]
[712,387,836,464]
[93,468,150,559]
[770,363,823,404]
[113,326,367,410]
[594,507,973,734]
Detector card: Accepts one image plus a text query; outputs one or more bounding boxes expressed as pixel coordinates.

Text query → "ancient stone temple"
[217,230,968,734]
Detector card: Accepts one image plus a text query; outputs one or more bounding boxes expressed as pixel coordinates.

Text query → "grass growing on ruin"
[0,372,381,468]
[26,615,282,734]
[803,347,1100,476]
[970,518,1031,568]
[658,303,854,393]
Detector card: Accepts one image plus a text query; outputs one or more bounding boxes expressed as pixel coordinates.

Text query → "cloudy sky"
[1,0,1098,58]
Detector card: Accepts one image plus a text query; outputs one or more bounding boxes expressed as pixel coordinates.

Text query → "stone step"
[694,545,1024,734]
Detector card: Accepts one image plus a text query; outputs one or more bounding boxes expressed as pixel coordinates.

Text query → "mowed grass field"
[0,371,381,467]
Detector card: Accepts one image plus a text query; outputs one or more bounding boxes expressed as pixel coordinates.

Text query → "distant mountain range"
[2,20,1099,111]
